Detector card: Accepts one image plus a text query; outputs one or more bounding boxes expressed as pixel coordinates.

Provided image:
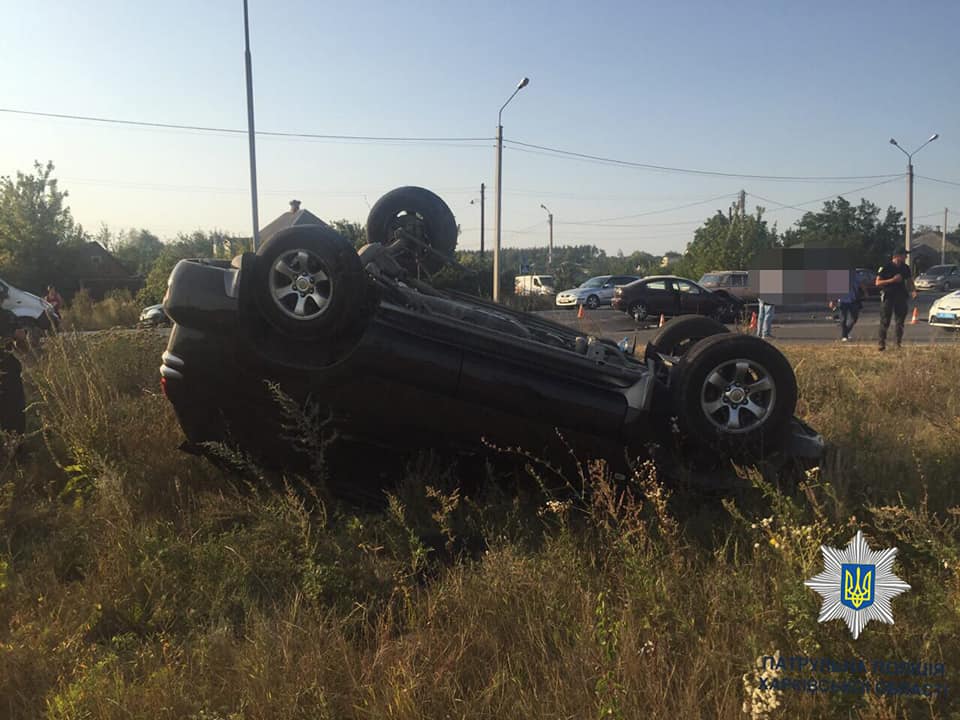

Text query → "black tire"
[628,302,647,322]
[366,186,457,275]
[252,224,368,338]
[647,315,729,358]
[585,294,600,310]
[674,333,797,456]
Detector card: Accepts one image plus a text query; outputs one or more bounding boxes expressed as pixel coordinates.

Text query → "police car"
[928,289,960,331]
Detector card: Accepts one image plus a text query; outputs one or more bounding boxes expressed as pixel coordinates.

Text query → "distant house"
[911,231,960,270]
[60,241,142,300]
[259,200,328,245]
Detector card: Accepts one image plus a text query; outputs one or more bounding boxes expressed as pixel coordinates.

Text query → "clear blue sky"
[2,0,958,255]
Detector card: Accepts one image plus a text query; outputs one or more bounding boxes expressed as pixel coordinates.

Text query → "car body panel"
[0,279,58,324]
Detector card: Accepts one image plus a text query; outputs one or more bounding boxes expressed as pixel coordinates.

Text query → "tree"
[138,231,229,304]
[113,229,164,276]
[675,206,778,280]
[781,197,902,269]
[0,161,86,292]
[328,220,366,249]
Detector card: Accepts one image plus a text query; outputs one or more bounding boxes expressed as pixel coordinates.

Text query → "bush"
[61,289,141,331]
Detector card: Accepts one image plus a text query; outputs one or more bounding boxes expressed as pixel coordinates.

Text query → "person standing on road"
[876,248,916,351]
[831,275,866,342]
[756,294,775,340]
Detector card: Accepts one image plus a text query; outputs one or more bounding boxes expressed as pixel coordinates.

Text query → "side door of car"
[641,279,678,316]
[675,279,709,315]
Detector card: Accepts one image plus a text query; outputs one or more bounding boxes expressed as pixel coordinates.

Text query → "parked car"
[0,278,59,336]
[555,275,640,309]
[139,303,171,326]
[514,274,556,296]
[159,187,821,485]
[928,290,960,331]
[697,270,757,304]
[612,276,743,323]
[915,264,960,292]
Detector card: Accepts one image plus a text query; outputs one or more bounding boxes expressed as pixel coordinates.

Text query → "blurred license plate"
[936,312,957,320]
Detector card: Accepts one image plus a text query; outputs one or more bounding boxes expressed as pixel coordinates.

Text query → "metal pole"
[243,0,260,251]
[547,212,553,267]
[493,124,503,302]
[906,161,913,267]
[944,208,948,265]
[480,182,485,255]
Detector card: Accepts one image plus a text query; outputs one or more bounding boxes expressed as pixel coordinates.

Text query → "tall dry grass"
[60,289,141,331]
[0,338,957,718]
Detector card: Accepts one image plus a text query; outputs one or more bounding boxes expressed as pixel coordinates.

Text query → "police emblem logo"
[805,531,909,639]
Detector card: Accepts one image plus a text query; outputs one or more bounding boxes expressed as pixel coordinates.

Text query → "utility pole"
[480,183,485,254]
[242,0,260,251]
[906,160,914,267]
[944,208,949,265]
[889,134,938,268]
[739,189,746,220]
[540,203,553,267]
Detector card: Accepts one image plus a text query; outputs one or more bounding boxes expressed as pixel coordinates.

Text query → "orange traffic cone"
[658,313,666,328]
[577,304,585,319]
[748,311,758,330]
[910,306,919,325]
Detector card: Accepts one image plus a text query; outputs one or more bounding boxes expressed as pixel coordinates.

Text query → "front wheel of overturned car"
[647,315,729,358]
[252,224,369,338]
[366,186,458,276]
[675,333,797,457]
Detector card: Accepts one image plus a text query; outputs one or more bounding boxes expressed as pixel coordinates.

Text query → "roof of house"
[913,231,960,254]
[62,241,136,279]
[259,206,328,244]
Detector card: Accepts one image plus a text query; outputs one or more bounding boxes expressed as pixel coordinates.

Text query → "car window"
[699,274,721,285]
[676,280,702,294]
[580,277,608,289]
[644,280,667,291]
[732,274,747,287]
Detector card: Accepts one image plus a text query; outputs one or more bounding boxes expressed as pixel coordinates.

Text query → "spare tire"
[646,315,729,358]
[252,224,369,338]
[674,333,797,455]
[366,186,457,275]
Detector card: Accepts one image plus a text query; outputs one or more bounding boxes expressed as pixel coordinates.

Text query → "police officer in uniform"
[876,247,916,351]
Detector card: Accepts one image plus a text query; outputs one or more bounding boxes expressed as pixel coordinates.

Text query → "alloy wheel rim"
[269,249,333,321]
[699,357,776,434]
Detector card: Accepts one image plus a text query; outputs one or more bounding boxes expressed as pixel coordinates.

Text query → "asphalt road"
[537,291,960,347]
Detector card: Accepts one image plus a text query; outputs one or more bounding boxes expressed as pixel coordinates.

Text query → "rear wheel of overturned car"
[366,186,458,276]
[252,224,369,338]
[675,333,797,455]
[647,315,729,358]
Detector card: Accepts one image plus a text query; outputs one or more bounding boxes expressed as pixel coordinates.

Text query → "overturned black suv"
[160,187,822,482]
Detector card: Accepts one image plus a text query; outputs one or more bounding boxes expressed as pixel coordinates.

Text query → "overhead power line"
[560,192,738,225]
[0,107,492,144]
[504,138,904,183]
[917,175,960,188]
[749,177,904,214]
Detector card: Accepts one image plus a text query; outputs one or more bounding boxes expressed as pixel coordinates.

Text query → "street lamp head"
[517,77,530,90]
[929,133,940,142]
[889,138,899,146]
[540,203,547,210]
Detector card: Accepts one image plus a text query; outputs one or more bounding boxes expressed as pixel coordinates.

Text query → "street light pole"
[889,133,939,267]
[540,203,553,267]
[242,0,260,251]
[493,77,529,302]
[469,184,486,254]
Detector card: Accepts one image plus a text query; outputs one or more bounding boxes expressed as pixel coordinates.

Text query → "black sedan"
[611,275,743,323]
[159,188,821,489]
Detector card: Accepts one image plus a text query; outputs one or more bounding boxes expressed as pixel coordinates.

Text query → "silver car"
[555,275,640,309]
[915,264,960,292]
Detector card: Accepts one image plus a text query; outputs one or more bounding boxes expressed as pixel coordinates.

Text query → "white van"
[514,274,556,296]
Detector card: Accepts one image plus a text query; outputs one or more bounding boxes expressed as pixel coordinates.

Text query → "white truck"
[514,274,556,296]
